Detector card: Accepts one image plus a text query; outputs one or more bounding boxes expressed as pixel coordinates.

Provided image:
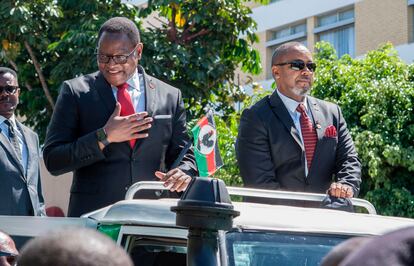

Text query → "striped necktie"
[4,119,22,161]
[296,103,317,171]
[117,83,136,148]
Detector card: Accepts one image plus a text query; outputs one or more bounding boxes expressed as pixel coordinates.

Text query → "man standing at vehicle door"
[43,17,197,217]
[236,42,361,203]
[0,67,45,216]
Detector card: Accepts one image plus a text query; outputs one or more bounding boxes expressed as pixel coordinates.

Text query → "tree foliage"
[312,42,414,217]
[0,0,261,141]
[138,0,262,117]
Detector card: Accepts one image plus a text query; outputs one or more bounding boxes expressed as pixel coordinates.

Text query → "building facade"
[247,0,414,86]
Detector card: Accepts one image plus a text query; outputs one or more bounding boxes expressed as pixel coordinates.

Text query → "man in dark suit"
[0,67,45,216]
[43,17,197,217]
[236,42,361,202]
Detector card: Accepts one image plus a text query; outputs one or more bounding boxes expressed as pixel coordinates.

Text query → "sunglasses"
[0,85,19,95]
[95,46,137,64]
[0,251,18,266]
[274,60,317,72]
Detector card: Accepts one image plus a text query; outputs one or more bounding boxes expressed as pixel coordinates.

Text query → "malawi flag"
[191,111,223,177]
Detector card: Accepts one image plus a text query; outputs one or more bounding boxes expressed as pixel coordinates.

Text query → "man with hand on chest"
[0,67,45,216]
[236,42,361,204]
[43,17,197,217]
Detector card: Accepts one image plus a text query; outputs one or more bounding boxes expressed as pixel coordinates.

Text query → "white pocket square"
[154,114,172,119]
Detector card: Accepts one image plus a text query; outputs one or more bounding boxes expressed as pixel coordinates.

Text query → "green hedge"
[313,42,414,217]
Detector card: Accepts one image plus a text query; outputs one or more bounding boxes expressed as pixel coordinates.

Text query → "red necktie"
[296,103,317,171]
[117,83,136,148]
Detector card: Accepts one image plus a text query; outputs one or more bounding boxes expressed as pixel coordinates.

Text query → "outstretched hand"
[155,168,192,192]
[104,102,152,143]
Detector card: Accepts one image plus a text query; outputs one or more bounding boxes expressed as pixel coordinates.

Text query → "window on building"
[410,3,414,42]
[272,23,306,41]
[265,21,308,80]
[315,9,355,57]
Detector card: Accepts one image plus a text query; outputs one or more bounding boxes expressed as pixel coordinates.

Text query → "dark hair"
[271,41,307,66]
[17,228,133,266]
[98,17,140,46]
[320,236,372,266]
[0,67,18,83]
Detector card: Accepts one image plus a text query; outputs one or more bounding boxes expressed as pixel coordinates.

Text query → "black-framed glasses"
[274,60,317,72]
[95,46,137,64]
[0,85,19,95]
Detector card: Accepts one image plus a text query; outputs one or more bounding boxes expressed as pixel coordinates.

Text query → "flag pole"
[170,140,192,170]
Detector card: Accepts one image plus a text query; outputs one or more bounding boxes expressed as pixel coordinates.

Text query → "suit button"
[125,186,129,191]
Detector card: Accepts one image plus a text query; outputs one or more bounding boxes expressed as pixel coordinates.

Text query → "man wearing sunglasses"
[236,42,361,205]
[43,17,197,217]
[0,230,18,266]
[0,67,45,217]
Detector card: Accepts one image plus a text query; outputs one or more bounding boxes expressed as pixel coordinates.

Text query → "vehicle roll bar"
[125,181,376,214]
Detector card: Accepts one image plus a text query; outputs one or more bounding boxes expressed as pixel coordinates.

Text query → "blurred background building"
[242,0,414,88]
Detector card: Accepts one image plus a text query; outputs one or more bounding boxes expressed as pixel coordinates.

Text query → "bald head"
[271,41,309,66]
[0,231,17,256]
[0,230,18,266]
[17,228,133,266]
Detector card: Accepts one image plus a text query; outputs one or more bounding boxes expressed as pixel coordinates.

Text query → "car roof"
[85,198,414,237]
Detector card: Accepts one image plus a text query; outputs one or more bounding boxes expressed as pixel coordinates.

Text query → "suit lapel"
[17,121,34,180]
[268,92,304,151]
[307,97,325,142]
[307,97,326,175]
[139,65,155,117]
[132,66,156,152]
[0,125,25,179]
[95,72,116,117]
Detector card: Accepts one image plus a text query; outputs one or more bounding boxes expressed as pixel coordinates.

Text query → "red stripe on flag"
[197,116,208,127]
[206,149,216,174]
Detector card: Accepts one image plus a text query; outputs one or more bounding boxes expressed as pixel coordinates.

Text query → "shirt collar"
[112,69,141,92]
[0,114,17,128]
[276,88,308,114]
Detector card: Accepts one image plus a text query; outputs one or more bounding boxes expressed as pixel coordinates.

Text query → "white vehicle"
[1,179,413,266]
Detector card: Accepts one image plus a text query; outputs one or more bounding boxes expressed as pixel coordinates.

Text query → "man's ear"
[271,65,280,80]
[135,43,144,60]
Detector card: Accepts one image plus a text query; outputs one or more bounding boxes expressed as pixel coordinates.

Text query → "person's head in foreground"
[320,236,372,266]
[0,230,18,266]
[340,227,414,266]
[17,228,133,266]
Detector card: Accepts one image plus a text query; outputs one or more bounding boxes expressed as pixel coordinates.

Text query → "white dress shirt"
[111,69,146,112]
[276,89,315,176]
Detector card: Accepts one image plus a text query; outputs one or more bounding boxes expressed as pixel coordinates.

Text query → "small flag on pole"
[191,110,223,177]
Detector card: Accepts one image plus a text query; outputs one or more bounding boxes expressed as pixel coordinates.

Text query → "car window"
[226,231,348,266]
[124,235,187,266]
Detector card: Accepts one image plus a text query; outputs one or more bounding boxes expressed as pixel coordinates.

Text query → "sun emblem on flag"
[197,124,216,155]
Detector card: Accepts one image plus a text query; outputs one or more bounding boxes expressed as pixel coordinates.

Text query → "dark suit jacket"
[236,91,361,203]
[43,66,197,217]
[0,120,45,216]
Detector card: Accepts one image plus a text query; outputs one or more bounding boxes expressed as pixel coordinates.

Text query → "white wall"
[251,0,358,32]
[40,159,72,216]
[396,42,414,63]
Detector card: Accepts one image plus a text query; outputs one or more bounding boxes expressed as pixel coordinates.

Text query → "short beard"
[292,86,310,98]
